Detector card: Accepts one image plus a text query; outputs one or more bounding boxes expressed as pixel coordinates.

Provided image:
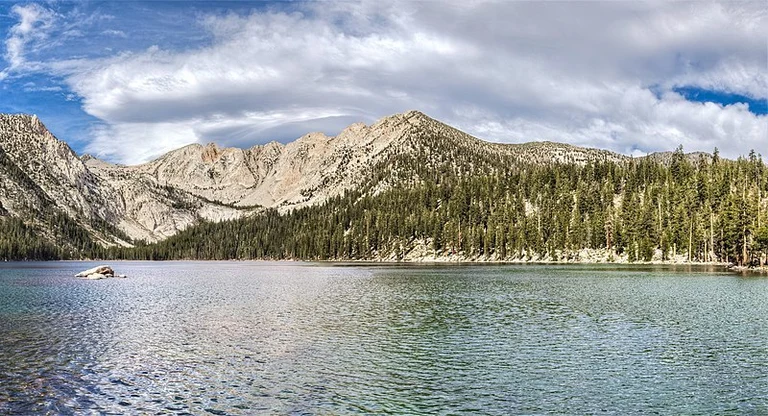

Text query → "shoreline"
[728,265,768,274]
[0,256,739,267]
[5,257,767,274]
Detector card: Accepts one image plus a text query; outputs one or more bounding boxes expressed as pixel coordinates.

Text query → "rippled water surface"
[1,262,767,414]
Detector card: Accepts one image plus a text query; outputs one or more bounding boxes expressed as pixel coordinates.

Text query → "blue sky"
[1,1,766,164]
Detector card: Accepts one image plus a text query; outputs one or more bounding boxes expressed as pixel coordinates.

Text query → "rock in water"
[84,273,106,280]
[75,265,115,278]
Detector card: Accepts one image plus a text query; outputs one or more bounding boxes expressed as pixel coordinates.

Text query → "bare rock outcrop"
[1,110,639,248]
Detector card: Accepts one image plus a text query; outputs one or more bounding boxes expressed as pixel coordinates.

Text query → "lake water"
[0,262,766,415]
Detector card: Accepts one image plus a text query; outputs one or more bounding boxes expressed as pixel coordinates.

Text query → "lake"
[0,262,766,414]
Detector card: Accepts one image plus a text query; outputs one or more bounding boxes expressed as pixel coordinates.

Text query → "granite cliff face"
[0,114,250,243]
[132,112,438,209]
[1,111,631,246]
[0,114,128,246]
[124,111,628,208]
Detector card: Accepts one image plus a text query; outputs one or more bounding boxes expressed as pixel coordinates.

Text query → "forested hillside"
[0,145,117,260]
[97,147,768,267]
[2,112,766,265]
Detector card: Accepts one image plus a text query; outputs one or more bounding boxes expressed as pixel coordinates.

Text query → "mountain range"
[0,111,632,244]
[1,111,765,265]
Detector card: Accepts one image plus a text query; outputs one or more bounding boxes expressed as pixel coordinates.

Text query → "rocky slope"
[0,114,127,246]
[0,110,679,247]
[0,114,252,243]
[133,111,449,209]
[125,111,629,209]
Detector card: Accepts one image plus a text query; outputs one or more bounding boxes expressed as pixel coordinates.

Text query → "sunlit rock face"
[1,111,633,245]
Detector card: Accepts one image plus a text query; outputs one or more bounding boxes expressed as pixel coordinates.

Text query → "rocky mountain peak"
[402,109,430,122]
[201,142,223,163]
[0,113,48,140]
[0,113,80,165]
[296,131,330,143]
[338,122,368,138]
[0,112,131,247]
[0,113,38,125]
[0,110,654,246]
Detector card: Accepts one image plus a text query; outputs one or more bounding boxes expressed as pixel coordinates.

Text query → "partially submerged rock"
[75,265,113,277]
[75,265,126,279]
[82,273,107,280]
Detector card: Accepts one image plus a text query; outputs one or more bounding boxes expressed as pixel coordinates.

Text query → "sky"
[0,1,766,165]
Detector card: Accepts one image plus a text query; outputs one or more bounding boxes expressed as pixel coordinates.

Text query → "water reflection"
[0,262,766,414]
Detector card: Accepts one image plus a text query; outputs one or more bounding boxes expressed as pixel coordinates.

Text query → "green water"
[0,262,766,414]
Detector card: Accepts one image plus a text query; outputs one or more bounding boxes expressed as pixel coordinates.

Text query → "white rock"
[84,273,106,280]
[75,265,114,277]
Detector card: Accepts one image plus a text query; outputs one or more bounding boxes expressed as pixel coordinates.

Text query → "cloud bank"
[2,1,766,164]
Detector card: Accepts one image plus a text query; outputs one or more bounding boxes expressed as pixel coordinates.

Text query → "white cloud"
[23,84,63,92]
[5,1,768,163]
[2,3,56,72]
[101,29,126,38]
[463,87,766,158]
[86,122,198,164]
[87,108,353,164]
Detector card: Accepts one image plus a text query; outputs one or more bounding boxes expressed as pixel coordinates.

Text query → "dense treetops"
[91,146,768,267]
[2,139,767,267]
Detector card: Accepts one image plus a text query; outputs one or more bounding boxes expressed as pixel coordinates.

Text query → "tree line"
[2,141,767,265]
[0,146,117,260]
[89,147,768,266]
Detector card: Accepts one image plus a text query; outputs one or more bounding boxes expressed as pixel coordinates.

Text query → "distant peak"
[0,113,40,127]
[383,110,433,123]
[201,142,223,163]
[264,140,284,149]
[402,110,429,119]
[0,113,55,139]
[0,112,35,119]
[340,121,368,134]
[368,110,438,132]
[305,132,329,140]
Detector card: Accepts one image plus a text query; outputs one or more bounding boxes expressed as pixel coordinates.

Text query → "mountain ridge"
[0,110,725,253]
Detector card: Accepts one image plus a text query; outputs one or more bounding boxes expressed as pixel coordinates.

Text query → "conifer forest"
[91,146,768,267]
[2,141,767,266]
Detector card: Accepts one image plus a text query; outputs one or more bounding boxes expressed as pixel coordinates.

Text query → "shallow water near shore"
[1,262,766,414]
